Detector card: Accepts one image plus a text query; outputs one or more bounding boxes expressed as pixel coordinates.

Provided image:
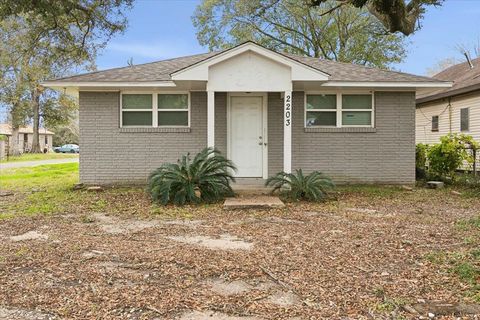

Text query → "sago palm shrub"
[265,169,334,202]
[147,148,236,205]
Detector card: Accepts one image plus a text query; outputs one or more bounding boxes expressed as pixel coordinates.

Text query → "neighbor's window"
[306,94,337,126]
[431,115,439,132]
[158,94,189,126]
[121,94,153,126]
[460,107,469,131]
[305,93,373,127]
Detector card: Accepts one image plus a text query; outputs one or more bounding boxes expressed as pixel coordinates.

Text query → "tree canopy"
[0,0,133,62]
[193,0,406,68]
[310,0,443,36]
[0,0,133,153]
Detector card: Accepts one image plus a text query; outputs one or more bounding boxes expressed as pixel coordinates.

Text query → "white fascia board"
[320,81,453,88]
[41,81,177,88]
[171,42,330,81]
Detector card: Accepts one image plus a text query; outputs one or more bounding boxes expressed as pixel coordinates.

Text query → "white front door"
[230,96,264,177]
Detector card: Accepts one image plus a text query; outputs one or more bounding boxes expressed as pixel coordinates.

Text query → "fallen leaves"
[0,186,479,319]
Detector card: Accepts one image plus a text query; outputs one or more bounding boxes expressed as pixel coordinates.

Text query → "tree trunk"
[9,126,21,156]
[31,87,42,153]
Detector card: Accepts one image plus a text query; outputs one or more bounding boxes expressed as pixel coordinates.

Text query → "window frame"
[431,115,439,132]
[120,91,191,128]
[304,90,375,128]
[460,107,469,132]
[305,94,337,127]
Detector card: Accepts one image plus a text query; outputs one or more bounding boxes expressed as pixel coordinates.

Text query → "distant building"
[416,57,480,144]
[0,124,54,153]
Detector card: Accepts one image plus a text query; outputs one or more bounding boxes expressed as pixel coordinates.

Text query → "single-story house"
[43,42,450,185]
[416,57,480,144]
[0,124,54,153]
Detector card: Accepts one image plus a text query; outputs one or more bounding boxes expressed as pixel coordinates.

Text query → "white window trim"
[304,90,375,128]
[120,91,191,128]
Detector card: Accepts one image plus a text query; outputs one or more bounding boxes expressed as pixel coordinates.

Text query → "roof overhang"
[416,83,480,105]
[320,81,453,88]
[41,81,177,97]
[171,42,330,82]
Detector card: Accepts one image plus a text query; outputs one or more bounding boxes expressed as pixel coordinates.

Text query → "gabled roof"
[417,57,480,104]
[170,42,330,81]
[43,41,449,87]
[0,124,54,135]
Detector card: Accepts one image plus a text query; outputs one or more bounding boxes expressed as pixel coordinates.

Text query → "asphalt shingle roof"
[416,57,480,103]
[52,46,442,84]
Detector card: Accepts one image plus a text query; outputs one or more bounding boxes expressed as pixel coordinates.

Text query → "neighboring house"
[416,57,480,144]
[43,42,449,185]
[0,124,54,153]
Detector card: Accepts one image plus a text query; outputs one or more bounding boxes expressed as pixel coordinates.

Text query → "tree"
[52,122,80,147]
[0,0,133,61]
[425,57,459,77]
[193,0,406,68]
[0,16,78,153]
[0,0,133,153]
[310,0,444,36]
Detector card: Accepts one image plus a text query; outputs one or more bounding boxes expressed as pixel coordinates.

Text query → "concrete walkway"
[0,157,79,170]
[224,195,285,210]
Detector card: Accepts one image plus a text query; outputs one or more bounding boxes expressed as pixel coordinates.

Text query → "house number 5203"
[285,94,291,127]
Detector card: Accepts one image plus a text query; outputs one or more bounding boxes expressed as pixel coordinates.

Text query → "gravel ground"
[0,187,479,319]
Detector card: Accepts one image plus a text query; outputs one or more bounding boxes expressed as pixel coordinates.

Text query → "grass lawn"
[0,163,479,319]
[0,152,78,163]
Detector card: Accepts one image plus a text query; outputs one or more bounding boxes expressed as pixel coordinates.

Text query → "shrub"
[147,148,236,205]
[427,134,478,180]
[416,143,428,180]
[265,169,334,202]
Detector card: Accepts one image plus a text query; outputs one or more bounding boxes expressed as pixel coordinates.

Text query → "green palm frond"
[147,147,236,205]
[265,169,334,202]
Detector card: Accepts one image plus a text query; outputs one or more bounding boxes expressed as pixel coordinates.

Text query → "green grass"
[456,215,480,230]
[0,153,78,163]
[0,163,79,218]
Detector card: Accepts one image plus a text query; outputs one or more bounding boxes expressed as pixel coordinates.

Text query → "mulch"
[0,187,478,319]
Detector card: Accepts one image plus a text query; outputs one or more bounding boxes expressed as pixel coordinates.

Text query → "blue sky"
[96,0,480,75]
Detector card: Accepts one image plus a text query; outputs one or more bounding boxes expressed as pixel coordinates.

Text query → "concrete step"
[223,195,285,210]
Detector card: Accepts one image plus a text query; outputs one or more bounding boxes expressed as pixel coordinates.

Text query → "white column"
[283,91,292,173]
[207,90,215,148]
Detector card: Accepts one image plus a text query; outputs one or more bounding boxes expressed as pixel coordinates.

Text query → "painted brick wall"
[290,91,416,184]
[214,92,227,155]
[80,91,415,185]
[79,91,207,184]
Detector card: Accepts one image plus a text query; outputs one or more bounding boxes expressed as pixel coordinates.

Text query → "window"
[305,93,373,127]
[121,94,153,126]
[341,94,372,126]
[460,108,469,131]
[431,115,439,132]
[157,94,189,126]
[306,94,337,126]
[45,135,48,145]
[121,92,190,127]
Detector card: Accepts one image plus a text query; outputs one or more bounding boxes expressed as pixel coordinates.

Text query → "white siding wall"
[416,92,480,144]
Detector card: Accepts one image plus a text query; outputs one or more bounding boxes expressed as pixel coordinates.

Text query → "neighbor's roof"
[48,44,443,84]
[0,124,54,136]
[417,57,480,104]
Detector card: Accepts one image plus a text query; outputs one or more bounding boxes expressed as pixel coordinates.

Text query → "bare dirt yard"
[0,166,479,319]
